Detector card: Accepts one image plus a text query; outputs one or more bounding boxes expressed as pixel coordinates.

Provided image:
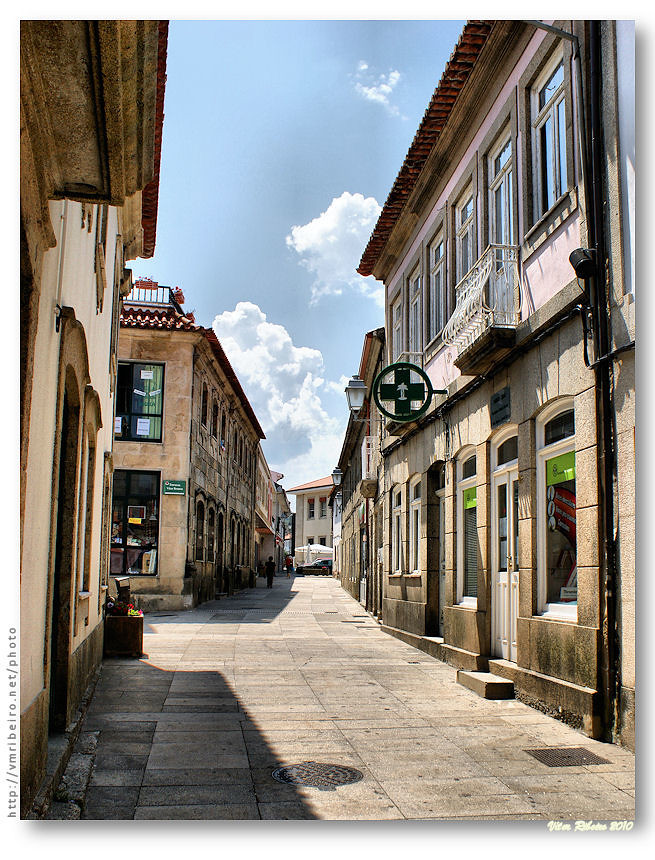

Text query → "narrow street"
[63,575,634,821]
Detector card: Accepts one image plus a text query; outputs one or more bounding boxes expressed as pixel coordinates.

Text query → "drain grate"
[272,762,364,791]
[524,746,610,767]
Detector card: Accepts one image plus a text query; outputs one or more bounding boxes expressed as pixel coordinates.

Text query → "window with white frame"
[392,296,403,361]
[319,497,327,518]
[428,233,446,342]
[537,402,577,618]
[489,135,514,247]
[408,268,422,355]
[532,53,567,219]
[409,478,421,574]
[392,489,403,573]
[457,451,478,604]
[455,190,475,283]
[307,498,315,519]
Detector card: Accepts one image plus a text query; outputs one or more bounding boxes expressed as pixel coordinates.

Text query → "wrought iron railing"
[442,244,520,354]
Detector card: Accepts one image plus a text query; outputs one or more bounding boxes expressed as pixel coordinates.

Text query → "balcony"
[359,436,378,498]
[442,244,520,375]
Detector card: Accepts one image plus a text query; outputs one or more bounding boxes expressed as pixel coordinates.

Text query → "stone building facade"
[19,21,168,815]
[114,282,265,609]
[335,329,386,612]
[355,20,634,747]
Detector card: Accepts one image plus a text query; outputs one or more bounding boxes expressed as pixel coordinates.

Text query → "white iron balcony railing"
[361,435,378,481]
[442,244,520,354]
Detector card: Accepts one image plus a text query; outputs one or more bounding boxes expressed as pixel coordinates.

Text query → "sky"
[128,18,468,498]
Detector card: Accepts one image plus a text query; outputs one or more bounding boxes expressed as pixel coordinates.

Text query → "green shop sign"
[463,487,477,509]
[546,451,576,486]
[373,362,443,423]
[162,479,186,496]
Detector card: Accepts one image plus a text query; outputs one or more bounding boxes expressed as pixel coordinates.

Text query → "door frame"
[490,429,519,662]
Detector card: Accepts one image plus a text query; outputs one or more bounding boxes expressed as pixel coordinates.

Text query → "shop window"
[409,479,421,574]
[115,362,164,442]
[111,470,160,576]
[457,451,478,604]
[195,499,205,561]
[532,53,567,219]
[537,402,576,617]
[392,488,403,573]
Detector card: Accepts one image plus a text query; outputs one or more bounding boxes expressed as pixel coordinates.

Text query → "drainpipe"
[526,20,619,739]
[588,20,620,740]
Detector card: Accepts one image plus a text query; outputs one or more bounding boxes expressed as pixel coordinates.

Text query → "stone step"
[456,670,515,700]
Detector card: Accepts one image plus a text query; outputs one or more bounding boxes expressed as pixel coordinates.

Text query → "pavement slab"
[60,574,634,822]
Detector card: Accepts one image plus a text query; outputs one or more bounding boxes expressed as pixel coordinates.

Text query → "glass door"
[492,463,519,661]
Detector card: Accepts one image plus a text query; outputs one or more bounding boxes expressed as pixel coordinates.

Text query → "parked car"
[296,558,332,576]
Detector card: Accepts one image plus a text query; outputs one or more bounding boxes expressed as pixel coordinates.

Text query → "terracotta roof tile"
[287,476,334,493]
[357,20,493,277]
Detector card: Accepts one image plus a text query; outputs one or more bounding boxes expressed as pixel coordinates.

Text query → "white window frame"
[307,498,315,520]
[409,478,422,574]
[456,447,478,608]
[408,268,422,355]
[536,399,577,621]
[428,232,446,343]
[455,189,475,283]
[392,488,403,574]
[489,133,514,247]
[319,498,327,519]
[391,294,404,361]
[532,51,567,220]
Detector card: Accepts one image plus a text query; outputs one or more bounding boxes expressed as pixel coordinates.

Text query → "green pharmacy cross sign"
[373,362,446,422]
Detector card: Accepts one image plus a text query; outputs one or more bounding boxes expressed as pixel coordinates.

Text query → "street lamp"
[331,468,342,487]
[345,375,366,416]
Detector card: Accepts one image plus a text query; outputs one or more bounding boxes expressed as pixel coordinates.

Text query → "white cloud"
[286,191,383,306]
[212,302,346,490]
[354,62,403,117]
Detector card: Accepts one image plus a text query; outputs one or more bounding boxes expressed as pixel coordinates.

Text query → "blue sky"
[129,18,466,493]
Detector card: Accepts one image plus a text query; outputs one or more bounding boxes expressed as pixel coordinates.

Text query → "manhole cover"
[272,762,364,791]
[524,747,610,767]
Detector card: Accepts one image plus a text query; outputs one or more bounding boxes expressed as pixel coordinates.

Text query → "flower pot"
[103,614,143,658]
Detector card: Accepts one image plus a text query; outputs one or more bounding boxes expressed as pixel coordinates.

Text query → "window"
[220,413,226,452]
[409,479,421,574]
[457,451,478,604]
[201,383,208,426]
[319,498,327,518]
[195,500,205,562]
[307,536,314,546]
[319,537,326,546]
[428,233,446,342]
[115,363,164,442]
[489,136,514,248]
[408,268,422,355]
[532,55,567,218]
[207,507,215,562]
[392,489,403,573]
[110,470,160,576]
[308,498,315,519]
[211,400,218,438]
[392,296,403,361]
[456,191,475,282]
[537,403,576,617]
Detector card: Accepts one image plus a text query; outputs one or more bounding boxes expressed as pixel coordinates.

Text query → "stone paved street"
[72,575,635,821]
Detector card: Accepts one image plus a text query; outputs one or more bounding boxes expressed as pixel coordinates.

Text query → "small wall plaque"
[163,480,186,496]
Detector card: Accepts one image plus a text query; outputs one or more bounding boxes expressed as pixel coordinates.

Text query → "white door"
[492,467,519,661]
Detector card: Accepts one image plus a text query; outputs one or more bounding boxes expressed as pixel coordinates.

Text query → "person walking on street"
[285,555,293,577]
[265,556,276,589]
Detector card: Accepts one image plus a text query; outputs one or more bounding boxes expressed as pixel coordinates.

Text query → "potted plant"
[103,599,144,658]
